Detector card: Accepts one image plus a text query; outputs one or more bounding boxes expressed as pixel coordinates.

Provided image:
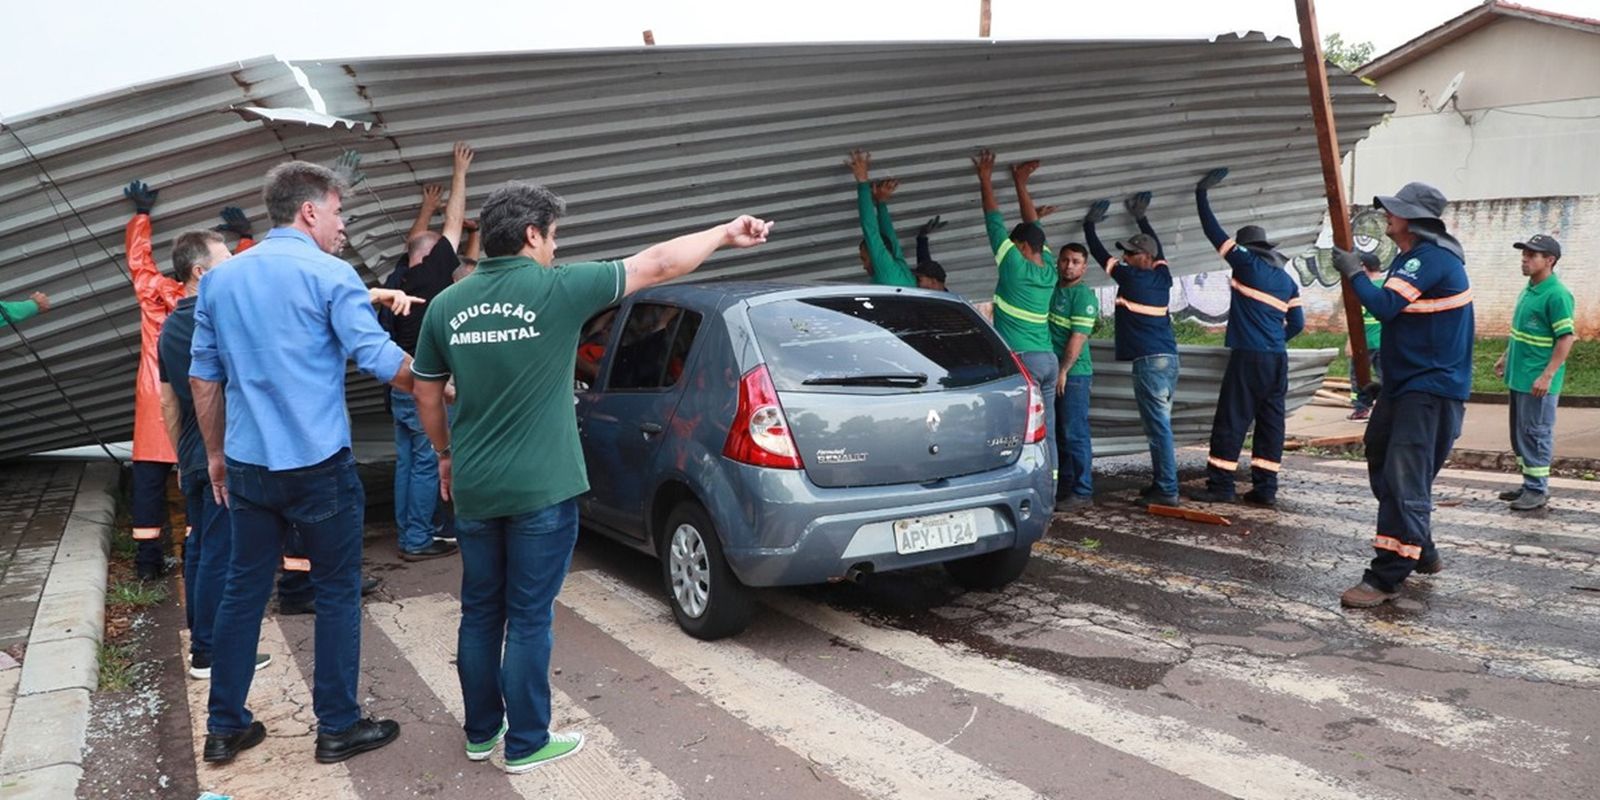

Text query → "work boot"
[1240,489,1277,508]
[1139,494,1181,508]
[399,540,458,562]
[1054,494,1093,513]
[1415,556,1444,575]
[1138,483,1161,499]
[1340,581,1399,608]
[203,721,267,764]
[315,717,400,764]
[1510,490,1548,512]
[1498,488,1525,502]
[1185,487,1236,504]
[1347,407,1371,421]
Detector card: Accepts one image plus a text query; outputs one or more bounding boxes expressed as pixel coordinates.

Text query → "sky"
[2,0,1598,118]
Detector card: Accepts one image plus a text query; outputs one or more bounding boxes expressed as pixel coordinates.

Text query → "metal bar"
[1295,0,1371,388]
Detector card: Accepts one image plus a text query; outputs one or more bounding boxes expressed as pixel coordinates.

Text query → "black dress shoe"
[316,717,400,763]
[203,721,267,764]
[399,540,458,562]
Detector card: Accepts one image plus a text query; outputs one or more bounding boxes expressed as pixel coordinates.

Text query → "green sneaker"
[465,722,507,762]
[504,731,585,774]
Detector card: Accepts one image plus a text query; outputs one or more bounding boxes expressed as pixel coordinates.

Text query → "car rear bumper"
[718,443,1053,586]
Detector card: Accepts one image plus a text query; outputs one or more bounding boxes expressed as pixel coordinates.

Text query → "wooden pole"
[642,30,656,46]
[1295,0,1371,388]
[979,0,991,37]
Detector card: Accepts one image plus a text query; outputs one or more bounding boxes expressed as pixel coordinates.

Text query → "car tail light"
[723,365,804,469]
[1010,352,1047,444]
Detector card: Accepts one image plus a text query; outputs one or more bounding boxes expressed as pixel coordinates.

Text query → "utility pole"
[980,0,991,37]
[1295,0,1370,387]
[643,30,656,46]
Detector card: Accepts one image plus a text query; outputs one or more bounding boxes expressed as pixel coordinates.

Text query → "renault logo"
[926,409,942,433]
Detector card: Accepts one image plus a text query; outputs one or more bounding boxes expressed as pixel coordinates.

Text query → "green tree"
[1324,32,1375,72]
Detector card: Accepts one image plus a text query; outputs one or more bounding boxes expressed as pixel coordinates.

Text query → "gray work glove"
[331,150,365,187]
[1197,167,1228,192]
[1331,247,1365,280]
[1125,191,1153,219]
[1083,199,1110,226]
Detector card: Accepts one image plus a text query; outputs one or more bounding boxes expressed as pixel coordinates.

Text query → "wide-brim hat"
[1374,181,1448,221]
[1234,224,1276,250]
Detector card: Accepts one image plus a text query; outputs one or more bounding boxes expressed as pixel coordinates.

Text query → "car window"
[606,303,703,391]
[575,307,619,390]
[748,295,1020,393]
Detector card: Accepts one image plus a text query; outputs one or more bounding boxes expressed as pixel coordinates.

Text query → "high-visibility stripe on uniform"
[1116,297,1169,317]
[1385,277,1423,301]
[132,526,161,541]
[1510,329,1554,347]
[282,556,311,572]
[1373,535,1422,560]
[1517,456,1552,478]
[1049,313,1073,327]
[1218,239,1236,257]
[1250,456,1281,473]
[1287,297,1304,308]
[993,295,1049,324]
[1207,455,1239,471]
[1552,317,1575,334]
[1229,279,1290,312]
[184,526,193,538]
[1402,289,1473,314]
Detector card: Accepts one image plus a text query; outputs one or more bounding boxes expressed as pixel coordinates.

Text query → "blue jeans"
[456,500,579,760]
[1019,351,1060,487]
[1363,391,1463,591]
[1132,353,1180,497]
[207,449,366,736]
[1054,374,1094,498]
[182,469,233,658]
[391,389,451,553]
[1509,390,1558,494]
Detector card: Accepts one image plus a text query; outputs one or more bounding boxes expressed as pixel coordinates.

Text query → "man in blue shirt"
[1332,182,1474,609]
[1188,168,1305,507]
[1083,193,1181,507]
[190,161,415,765]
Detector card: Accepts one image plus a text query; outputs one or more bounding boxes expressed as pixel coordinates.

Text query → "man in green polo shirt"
[973,150,1059,480]
[1050,242,1098,509]
[1494,234,1576,511]
[845,149,917,287]
[410,180,772,773]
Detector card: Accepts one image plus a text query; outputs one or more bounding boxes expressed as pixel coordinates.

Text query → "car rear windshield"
[748,295,1020,392]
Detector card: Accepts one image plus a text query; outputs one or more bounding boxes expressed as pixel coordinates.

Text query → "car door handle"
[639,422,664,436]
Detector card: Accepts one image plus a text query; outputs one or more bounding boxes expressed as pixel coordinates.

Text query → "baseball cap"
[1115,233,1159,258]
[1513,234,1561,259]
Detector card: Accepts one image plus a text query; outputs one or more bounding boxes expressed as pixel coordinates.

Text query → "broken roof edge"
[1,56,284,126]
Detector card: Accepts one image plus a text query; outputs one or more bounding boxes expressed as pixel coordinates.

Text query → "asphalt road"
[94,452,1600,799]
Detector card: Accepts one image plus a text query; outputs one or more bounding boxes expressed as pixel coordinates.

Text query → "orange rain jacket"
[127,213,182,464]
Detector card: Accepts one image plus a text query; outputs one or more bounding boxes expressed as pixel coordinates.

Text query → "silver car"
[575,283,1053,640]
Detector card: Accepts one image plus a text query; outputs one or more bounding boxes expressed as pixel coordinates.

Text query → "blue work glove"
[123,180,158,214]
[1330,247,1365,279]
[1083,199,1110,226]
[213,206,253,237]
[1197,167,1228,192]
[1124,191,1153,219]
[917,215,947,237]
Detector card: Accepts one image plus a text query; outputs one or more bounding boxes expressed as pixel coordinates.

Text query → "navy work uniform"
[1195,188,1304,503]
[1351,188,1474,594]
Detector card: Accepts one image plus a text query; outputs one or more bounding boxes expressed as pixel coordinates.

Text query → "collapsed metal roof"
[0,35,1392,461]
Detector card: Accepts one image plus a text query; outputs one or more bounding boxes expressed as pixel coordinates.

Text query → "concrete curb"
[0,462,117,799]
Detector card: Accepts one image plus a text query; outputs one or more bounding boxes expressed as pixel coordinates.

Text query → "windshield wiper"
[802,372,928,387]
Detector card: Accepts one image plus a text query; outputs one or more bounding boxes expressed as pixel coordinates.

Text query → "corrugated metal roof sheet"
[0,35,1391,460]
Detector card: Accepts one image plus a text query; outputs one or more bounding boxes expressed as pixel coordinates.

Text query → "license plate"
[893,511,979,555]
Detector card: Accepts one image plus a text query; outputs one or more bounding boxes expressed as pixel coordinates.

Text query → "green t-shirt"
[1049,284,1098,377]
[984,210,1056,353]
[1361,274,1382,350]
[412,256,627,519]
[1505,273,1576,395]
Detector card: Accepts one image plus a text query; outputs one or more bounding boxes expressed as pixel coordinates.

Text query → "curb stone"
[0,462,117,796]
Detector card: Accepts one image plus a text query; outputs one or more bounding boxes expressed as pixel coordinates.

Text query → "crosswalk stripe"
[366,593,685,799]
[560,570,1048,800]
[1289,472,1600,541]
[1314,459,1600,494]
[180,620,361,799]
[760,590,1383,800]
[1032,540,1600,685]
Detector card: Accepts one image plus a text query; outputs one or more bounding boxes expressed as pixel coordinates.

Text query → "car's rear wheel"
[660,501,753,640]
[943,543,1031,590]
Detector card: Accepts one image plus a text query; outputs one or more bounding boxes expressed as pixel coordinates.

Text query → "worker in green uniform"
[0,291,50,328]
[973,150,1059,480]
[1495,234,1576,511]
[845,149,917,287]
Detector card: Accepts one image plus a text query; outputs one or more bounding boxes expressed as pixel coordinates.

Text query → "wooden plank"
[1147,504,1232,526]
